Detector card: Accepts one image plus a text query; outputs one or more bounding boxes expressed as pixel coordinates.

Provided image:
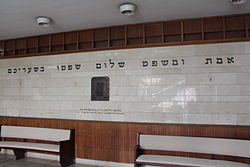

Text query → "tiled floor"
[0,153,96,167]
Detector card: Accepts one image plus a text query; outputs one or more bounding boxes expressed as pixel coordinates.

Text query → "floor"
[0,153,96,167]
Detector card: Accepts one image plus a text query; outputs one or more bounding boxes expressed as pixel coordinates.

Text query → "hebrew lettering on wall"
[8,66,45,74]
[142,59,185,68]
[96,59,125,69]
[7,56,236,75]
[205,57,235,65]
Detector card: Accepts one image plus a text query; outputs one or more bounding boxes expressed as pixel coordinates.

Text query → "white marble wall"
[0,41,250,125]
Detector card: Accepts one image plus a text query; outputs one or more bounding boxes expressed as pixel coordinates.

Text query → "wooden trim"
[201,19,204,40]
[246,15,249,38]
[0,116,250,164]
[76,31,79,50]
[91,30,94,48]
[161,22,164,43]
[108,27,110,47]
[142,23,146,44]
[137,161,196,167]
[49,34,52,52]
[223,17,226,39]
[125,25,128,46]
[181,21,184,42]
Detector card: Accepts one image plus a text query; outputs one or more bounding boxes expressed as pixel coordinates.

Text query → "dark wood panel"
[94,28,108,41]
[183,19,202,34]
[39,35,50,46]
[203,17,223,32]
[38,35,50,53]
[204,32,224,40]
[4,40,15,56]
[15,38,26,49]
[184,33,202,41]
[145,23,162,37]
[79,42,92,50]
[127,38,143,45]
[64,32,77,51]
[110,39,125,47]
[0,116,249,164]
[51,33,63,45]
[146,36,162,44]
[79,30,93,42]
[164,35,181,43]
[27,37,38,48]
[226,30,246,39]
[15,38,26,55]
[164,21,181,35]
[5,40,15,50]
[64,32,77,44]
[94,41,108,48]
[110,26,125,40]
[225,15,246,31]
[51,33,63,52]
[127,24,143,38]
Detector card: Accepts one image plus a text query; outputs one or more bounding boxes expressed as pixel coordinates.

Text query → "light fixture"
[36,16,52,27]
[230,0,247,4]
[119,3,137,16]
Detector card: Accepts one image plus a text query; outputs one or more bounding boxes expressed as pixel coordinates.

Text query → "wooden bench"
[135,133,250,167]
[0,125,75,167]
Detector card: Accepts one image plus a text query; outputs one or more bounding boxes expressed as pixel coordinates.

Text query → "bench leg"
[13,149,26,160]
[60,160,74,167]
[60,151,75,167]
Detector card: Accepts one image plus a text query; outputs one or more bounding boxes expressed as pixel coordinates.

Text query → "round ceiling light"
[119,3,137,16]
[230,0,247,4]
[36,16,52,27]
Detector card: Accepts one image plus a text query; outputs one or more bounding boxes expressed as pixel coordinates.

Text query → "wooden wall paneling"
[79,30,93,50]
[145,22,163,44]
[203,17,224,40]
[127,24,143,45]
[51,33,64,52]
[0,117,250,164]
[183,19,202,41]
[0,41,4,57]
[4,39,15,56]
[110,26,125,47]
[225,15,246,39]
[64,32,77,51]
[1,13,250,59]
[163,21,182,43]
[94,28,109,48]
[38,35,50,53]
[15,38,26,56]
[27,37,38,54]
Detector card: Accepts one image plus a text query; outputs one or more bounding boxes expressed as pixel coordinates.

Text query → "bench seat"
[136,155,250,167]
[0,125,75,167]
[0,141,59,152]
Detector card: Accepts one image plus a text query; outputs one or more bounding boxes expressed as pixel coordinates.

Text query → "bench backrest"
[139,134,250,158]
[1,125,71,142]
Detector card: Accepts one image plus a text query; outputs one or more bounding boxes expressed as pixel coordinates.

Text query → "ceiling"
[0,0,250,40]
